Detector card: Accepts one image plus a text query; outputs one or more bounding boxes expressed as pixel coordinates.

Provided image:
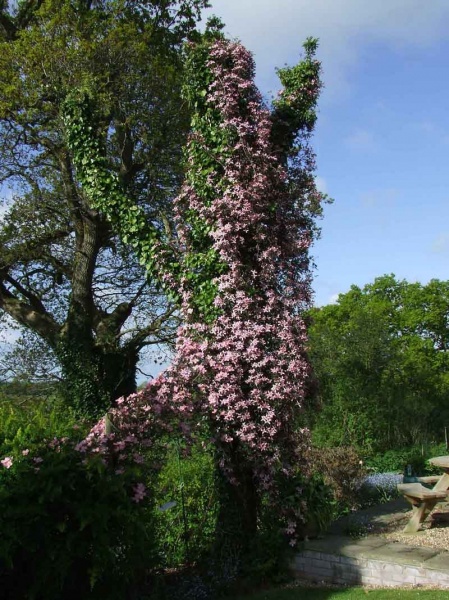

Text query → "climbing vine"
[62,95,180,299]
[62,29,324,543]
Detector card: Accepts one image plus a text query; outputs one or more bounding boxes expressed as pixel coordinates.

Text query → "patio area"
[292,498,449,588]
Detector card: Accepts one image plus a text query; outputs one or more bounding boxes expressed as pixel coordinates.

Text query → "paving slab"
[295,498,449,587]
[328,498,410,535]
[424,552,449,571]
[370,542,441,566]
[349,536,391,549]
[303,535,388,556]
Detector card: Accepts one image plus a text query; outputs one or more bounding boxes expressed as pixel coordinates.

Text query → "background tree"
[0,0,208,416]
[308,274,449,452]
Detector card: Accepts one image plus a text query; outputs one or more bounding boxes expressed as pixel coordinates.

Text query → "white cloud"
[328,293,340,304]
[203,1,449,99]
[344,129,376,152]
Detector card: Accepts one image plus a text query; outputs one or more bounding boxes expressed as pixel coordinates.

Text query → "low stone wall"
[292,548,449,588]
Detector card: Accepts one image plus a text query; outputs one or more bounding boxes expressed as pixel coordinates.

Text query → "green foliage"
[365,444,448,475]
[272,37,321,157]
[61,23,229,323]
[0,445,157,600]
[300,474,337,537]
[154,440,219,567]
[62,92,179,298]
[308,275,449,452]
[0,393,83,459]
[55,338,110,418]
[0,0,207,416]
[236,511,294,588]
[152,439,301,590]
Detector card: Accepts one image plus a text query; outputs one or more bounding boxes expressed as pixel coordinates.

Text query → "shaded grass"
[230,586,449,600]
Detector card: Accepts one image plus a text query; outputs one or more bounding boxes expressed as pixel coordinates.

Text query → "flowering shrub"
[164,35,324,542]
[360,472,403,494]
[0,442,158,600]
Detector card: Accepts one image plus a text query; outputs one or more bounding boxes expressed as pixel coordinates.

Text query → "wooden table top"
[428,455,449,469]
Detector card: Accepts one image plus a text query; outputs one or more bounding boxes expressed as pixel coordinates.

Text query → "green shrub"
[153,441,301,595]
[365,444,448,475]
[0,444,157,600]
[0,395,84,458]
[154,441,218,567]
[300,473,337,537]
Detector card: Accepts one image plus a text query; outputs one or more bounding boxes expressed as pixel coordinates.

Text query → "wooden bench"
[397,483,449,533]
[415,475,440,485]
[402,475,440,485]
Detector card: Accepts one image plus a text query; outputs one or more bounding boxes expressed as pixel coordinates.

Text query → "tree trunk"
[215,443,259,555]
[101,346,138,402]
[56,338,138,419]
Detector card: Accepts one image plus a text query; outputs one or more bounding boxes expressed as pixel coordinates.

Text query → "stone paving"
[292,498,449,587]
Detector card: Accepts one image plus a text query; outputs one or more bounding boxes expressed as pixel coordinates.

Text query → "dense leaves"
[308,275,449,451]
[0,443,158,600]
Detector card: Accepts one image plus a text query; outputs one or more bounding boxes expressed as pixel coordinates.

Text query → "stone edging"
[292,548,449,588]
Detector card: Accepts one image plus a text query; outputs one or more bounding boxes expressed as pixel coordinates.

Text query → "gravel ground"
[380,502,449,550]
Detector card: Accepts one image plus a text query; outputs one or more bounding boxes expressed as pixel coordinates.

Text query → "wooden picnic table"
[397,455,449,533]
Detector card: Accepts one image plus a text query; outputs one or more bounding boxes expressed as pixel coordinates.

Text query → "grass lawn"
[231,587,449,600]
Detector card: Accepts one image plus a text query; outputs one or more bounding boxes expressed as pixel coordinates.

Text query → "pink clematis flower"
[1,456,13,469]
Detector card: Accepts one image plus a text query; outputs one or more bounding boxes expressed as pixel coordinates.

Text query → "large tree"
[308,275,449,451]
[0,0,208,416]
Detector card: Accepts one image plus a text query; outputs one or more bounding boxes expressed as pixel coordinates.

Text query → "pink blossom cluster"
[1,456,13,469]
[169,40,321,538]
[174,45,314,436]
[75,375,188,457]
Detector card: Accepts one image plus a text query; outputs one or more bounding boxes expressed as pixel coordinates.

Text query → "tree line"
[308,274,449,452]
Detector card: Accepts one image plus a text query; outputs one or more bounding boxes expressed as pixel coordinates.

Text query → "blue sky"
[201,0,449,305]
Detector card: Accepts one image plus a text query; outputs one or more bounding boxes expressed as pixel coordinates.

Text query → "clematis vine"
[163,36,323,537]
[63,29,324,540]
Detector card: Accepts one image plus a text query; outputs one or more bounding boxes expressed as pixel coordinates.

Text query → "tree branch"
[0,281,60,346]
[123,306,178,352]
[0,228,71,270]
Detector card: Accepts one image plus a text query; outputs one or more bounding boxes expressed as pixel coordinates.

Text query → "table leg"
[432,472,449,492]
[403,499,438,534]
